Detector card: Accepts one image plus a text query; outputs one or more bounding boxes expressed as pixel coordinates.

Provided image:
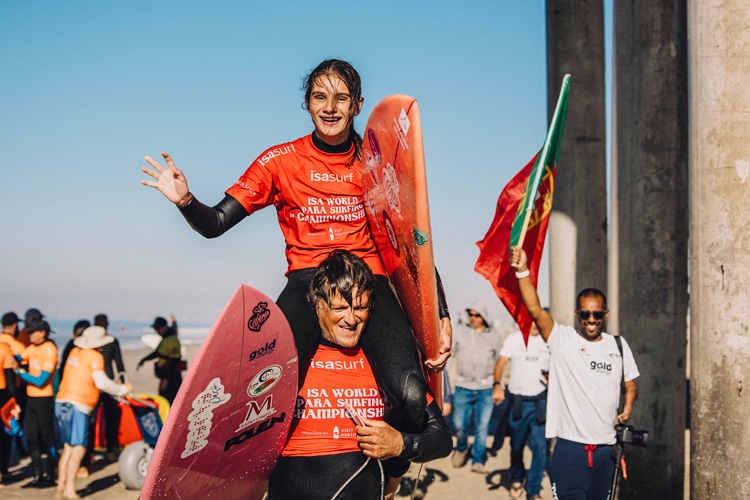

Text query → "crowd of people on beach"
[0,308,182,498]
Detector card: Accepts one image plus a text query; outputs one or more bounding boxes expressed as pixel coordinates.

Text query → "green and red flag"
[475,75,570,345]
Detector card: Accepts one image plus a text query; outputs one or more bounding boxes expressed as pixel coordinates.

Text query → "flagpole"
[516,74,570,248]
[517,210,533,248]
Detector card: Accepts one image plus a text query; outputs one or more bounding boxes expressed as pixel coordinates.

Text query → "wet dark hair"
[74,319,91,338]
[94,314,108,327]
[302,59,363,166]
[307,250,375,310]
[29,320,51,339]
[576,288,608,310]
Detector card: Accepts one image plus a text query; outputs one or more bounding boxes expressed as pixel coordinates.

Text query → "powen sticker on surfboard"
[141,285,297,499]
[361,95,443,406]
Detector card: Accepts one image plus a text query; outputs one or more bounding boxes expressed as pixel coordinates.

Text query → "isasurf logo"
[248,302,271,332]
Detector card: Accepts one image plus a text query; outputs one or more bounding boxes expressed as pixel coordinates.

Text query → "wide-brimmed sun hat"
[74,326,115,349]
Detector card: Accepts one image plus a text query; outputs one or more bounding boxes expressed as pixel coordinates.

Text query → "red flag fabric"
[474,153,555,344]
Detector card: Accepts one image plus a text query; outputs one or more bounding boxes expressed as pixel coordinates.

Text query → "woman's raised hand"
[141,152,192,206]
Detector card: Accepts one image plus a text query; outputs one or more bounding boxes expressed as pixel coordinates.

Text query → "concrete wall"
[689,1,750,497]
[546,0,608,325]
[614,1,689,497]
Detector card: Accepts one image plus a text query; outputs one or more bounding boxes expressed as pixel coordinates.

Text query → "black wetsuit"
[177,135,451,432]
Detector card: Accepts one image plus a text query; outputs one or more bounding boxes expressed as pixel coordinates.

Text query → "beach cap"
[28,320,53,334]
[1,312,21,326]
[24,308,44,328]
[151,317,168,330]
[74,326,115,349]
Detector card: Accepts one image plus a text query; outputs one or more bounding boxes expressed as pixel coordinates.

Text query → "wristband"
[493,381,502,387]
[515,269,530,279]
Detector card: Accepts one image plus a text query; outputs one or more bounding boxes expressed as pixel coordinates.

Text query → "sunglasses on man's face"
[576,310,606,321]
[467,312,481,318]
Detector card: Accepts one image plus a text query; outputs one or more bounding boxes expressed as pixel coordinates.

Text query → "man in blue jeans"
[493,322,549,499]
[448,301,502,474]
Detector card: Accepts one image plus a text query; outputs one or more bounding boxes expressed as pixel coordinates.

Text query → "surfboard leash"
[411,463,425,500]
[330,457,385,500]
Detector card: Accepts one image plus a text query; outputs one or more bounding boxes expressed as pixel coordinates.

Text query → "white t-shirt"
[499,331,550,396]
[545,322,639,445]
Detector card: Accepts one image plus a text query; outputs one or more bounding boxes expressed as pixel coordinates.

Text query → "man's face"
[575,296,608,341]
[467,309,485,330]
[317,288,371,348]
[529,322,540,337]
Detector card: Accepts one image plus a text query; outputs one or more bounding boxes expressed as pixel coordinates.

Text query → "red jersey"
[282,344,384,457]
[225,135,386,275]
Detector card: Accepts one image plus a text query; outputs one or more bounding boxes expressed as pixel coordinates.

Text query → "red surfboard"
[361,95,442,406]
[141,285,297,499]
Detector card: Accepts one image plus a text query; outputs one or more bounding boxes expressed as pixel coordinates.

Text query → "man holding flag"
[509,246,639,500]
[476,76,639,498]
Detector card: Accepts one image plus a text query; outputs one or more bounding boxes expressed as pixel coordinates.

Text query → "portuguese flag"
[474,75,570,344]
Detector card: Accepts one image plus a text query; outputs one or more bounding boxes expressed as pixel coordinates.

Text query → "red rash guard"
[225,135,385,275]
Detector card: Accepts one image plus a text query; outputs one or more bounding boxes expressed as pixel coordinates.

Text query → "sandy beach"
[2,346,551,499]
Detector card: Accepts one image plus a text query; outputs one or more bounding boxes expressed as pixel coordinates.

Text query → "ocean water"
[44,318,211,351]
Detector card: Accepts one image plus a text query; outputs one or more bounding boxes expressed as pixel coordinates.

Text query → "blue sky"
[1,1,611,327]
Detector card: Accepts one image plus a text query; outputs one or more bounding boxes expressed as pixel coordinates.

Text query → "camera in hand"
[615,422,648,447]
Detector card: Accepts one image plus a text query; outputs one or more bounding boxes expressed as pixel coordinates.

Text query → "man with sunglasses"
[447,301,503,474]
[510,246,639,500]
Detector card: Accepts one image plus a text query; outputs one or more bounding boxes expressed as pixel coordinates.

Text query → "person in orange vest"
[55,326,132,499]
[1,312,27,480]
[0,339,19,488]
[0,312,26,355]
[12,320,57,488]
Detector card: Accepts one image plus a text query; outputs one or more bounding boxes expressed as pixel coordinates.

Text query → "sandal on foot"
[509,483,524,498]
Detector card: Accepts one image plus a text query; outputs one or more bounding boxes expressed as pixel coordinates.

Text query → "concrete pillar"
[689,1,750,498]
[546,0,607,325]
[614,1,689,497]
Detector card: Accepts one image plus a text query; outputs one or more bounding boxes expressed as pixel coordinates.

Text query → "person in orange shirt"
[0,340,18,487]
[0,312,26,355]
[1,311,27,481]
[55,326,132,500]
[13,320,57,488]
[268,250,451,500]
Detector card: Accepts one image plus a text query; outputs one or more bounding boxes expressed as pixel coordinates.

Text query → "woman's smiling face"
[306,75,362,146]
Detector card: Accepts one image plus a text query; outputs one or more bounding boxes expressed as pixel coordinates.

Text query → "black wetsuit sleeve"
[113,339,125,378]
[4,368,17,397]
[435,268,450,320]
[140,351,158,363]
[398,400,453,463]
[177,194,249,238]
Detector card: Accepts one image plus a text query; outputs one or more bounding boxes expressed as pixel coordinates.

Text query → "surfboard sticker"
[247,365,283,397]
[361,95,443,406]
[182,377,232,459]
